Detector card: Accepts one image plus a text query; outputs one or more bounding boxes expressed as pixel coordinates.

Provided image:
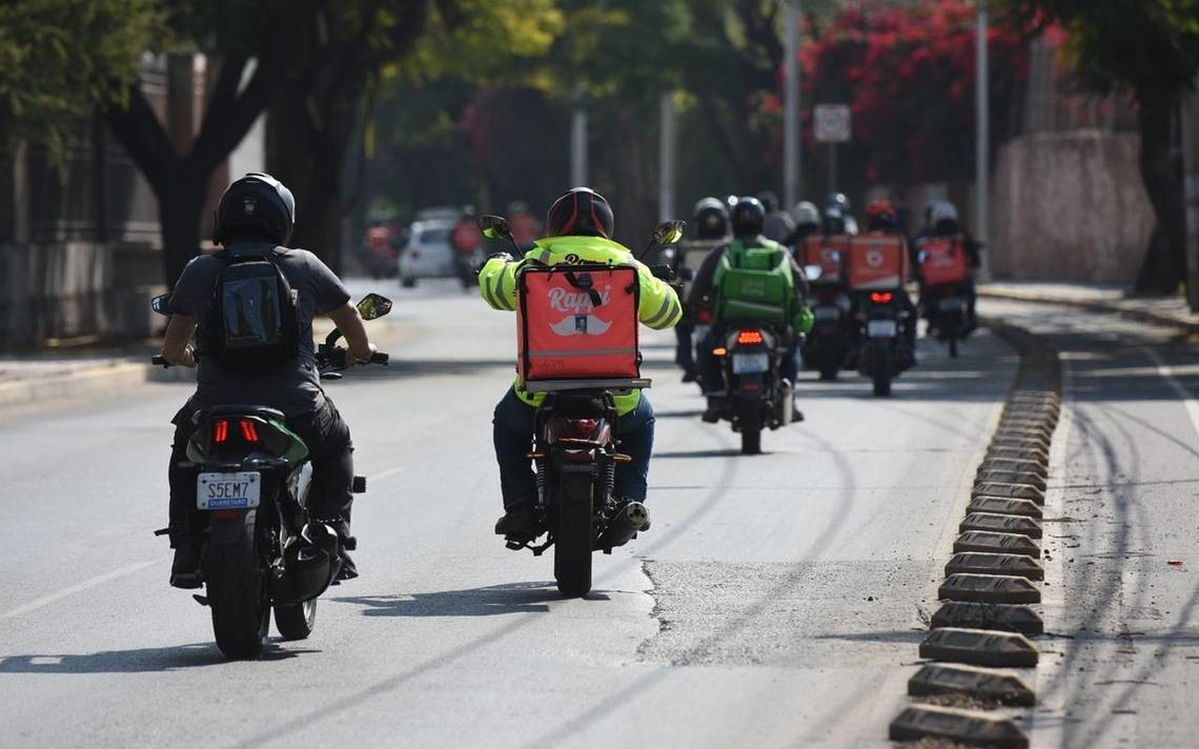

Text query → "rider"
[674,197,731,382]
[913,200,982,333]
[862,199,919,353]
[786,200,822,258]
[478,187,682,540]
[160,173,376,589]
[759,190,796,244]
[689,196,814,421]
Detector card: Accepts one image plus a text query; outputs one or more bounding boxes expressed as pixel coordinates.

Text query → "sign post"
[814,103,851,194]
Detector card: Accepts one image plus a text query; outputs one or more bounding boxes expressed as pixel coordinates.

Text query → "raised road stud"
[973,481,1045,504]
[931,601,1044,635]
[939,573,1041,604]
[946,552,1044,581]
[953,531,1041,557]
[889,704,1028,748]
[991,430,1051,451]
[908,663,1036,706]
[919,627,1039,667]
[976,469,1047,491]
[977,457,1048,479]
[959,512,1043,539]
[986,445,1048,463]
[967,496,1043,519]
[996,420,1055,439]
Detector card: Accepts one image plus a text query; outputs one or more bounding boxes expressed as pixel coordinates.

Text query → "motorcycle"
[478,215,685,597]
[703,322,794,454]
[855,289,915,397]
[803,282,855,381]
[922,283,969,358]
[150,293,392,658]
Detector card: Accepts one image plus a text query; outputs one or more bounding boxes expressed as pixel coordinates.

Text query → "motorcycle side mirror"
[150,293,171,316]
[650,220,686,246]
[803,264,823,282]
[477,215,513,242]
[356,293,394,321]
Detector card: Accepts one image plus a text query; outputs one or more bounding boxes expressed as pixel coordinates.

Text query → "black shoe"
[335,549,359,582]
[169,544,202,589]
[791,405,805,422]
[495,504,537,539]
[681,368,697,383]
[701,396,722,423]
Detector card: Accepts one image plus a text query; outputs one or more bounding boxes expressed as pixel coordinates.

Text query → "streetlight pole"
[784,0,802,208]
[976,2,991,274]
[659,92,677,222]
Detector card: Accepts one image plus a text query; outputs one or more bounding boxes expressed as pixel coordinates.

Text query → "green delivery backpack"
[713,238,795,325]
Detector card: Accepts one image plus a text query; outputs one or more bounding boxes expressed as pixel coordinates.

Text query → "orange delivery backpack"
[847,233,909,290]
[915,235,971,287]
[516,263,642,383]
[800,234,849,283]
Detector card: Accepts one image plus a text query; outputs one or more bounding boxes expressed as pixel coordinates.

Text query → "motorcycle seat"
[193,404,287,424]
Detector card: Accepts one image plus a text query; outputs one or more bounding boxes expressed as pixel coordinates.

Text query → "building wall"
[989,130,1154,283]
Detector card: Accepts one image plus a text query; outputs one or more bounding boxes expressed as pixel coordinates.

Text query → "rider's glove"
[488,252,515,263]
[794,307,815,335]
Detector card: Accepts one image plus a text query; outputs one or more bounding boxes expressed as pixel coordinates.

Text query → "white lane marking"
[371,466,405,482]
[1,560,156,619]
[1142,347,1199,438]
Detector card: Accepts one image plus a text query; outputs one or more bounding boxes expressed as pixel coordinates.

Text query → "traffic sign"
[814,104,852,143]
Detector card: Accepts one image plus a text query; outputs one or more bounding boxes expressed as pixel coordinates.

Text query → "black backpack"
[204,246,300,372]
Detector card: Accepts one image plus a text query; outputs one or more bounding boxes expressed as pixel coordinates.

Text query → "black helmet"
[692,197,730,240]
[731,197,765,238]
[213,172,296,246]
[823,206,846,235]
[546,187,614,239]
[757,190,780,212]
[827,192,851,215]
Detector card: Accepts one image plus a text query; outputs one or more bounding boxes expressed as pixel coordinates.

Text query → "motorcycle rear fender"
[209,508,255,546]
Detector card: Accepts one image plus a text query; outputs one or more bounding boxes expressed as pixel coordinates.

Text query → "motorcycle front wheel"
[553,473,594,598]
[274,598,317,641]
[870,344,892,397]
[207,513,270,659]
[739,401,762,455]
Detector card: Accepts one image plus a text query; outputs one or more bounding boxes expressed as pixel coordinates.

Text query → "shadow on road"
[334,580,610,618]
[0,642,314,673]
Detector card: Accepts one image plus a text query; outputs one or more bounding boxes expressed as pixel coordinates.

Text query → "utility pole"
[784,0,802,208]
[659,92,677,222]
[976,2,991,279]
[570,107,588,186]
[1183,81,1199,311]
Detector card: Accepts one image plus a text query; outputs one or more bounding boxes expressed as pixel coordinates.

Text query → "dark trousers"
[168,398,354,547]
[492,387,656,510]
[674,321,695,371]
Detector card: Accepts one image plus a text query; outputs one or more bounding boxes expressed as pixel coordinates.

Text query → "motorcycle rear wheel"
[553,474,594,598]
[274,598,318,641]
[739,402,762,455]
[870,345,892,397]
[207,515,270,659]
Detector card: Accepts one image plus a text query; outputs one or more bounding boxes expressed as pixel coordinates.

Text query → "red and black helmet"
[545,187,614,239]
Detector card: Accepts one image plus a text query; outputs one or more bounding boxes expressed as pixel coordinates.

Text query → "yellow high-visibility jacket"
[479,234,682,415]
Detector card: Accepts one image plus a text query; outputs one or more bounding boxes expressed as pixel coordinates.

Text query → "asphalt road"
[1,279,1192,748]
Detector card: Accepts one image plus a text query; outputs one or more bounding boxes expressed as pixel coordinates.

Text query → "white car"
[398,220,456,287]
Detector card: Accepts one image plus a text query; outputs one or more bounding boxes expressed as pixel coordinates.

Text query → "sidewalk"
[980,281,1199,334]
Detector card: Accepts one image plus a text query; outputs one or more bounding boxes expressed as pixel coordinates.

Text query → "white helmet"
[791,201,820,228]
[931,201,959,225]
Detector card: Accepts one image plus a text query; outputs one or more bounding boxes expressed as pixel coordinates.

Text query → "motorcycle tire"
[739,401,762,455]
[274,598,317,641]
[818,357,840,381]
[948,337,959,358]
[207,513,270,659]
[553,473,594,598]
[870,345,892,397]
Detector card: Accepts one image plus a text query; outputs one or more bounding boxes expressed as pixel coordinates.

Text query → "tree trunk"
[158,177,209,288]
[1133,83,1187,296]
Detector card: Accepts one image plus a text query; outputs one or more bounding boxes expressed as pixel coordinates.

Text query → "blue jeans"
[492,387,656,509]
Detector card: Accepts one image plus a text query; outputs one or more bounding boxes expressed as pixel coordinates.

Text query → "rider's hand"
[348,342,376,365]
[178,344,197,368]
[794,307,815,335]
[488,252,515,263]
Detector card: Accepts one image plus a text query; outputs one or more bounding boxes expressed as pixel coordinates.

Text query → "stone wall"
[989,131,1153,284]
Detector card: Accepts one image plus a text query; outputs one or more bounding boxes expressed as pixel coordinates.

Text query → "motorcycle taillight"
[737,329,764,345]
[561,418,599,439]
[240,419,260,443]
[870,291,894,304]
[213,419,230,444]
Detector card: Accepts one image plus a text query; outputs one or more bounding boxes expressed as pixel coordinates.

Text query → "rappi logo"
[547,285,613,337]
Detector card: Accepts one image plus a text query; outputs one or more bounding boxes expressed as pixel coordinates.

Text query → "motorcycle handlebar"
[151,354,170,368]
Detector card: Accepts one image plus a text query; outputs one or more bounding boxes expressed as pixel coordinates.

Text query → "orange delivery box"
[516,264,641,382]
[800,234,849,283]
[915,235,971,287]
[847,233,909,290]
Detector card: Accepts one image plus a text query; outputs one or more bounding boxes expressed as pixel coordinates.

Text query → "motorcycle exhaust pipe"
[598,501,650,550]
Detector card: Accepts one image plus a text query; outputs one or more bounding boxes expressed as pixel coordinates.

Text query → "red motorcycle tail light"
[697,309,713,324]
[870,291,894,304]
[213,419,229,444]
[737,329,764,345]
[239,419,260,443]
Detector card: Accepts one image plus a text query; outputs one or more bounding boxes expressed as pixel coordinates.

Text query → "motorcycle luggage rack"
[524,378,651,393]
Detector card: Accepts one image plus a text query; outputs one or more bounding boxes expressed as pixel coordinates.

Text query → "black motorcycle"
[704,322,795,454]
[922,284,970,358]
[856,290,915,397]
[151,293,392,658]
[803,283,855,381]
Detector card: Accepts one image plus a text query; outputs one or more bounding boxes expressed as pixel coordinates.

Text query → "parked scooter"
[150,293,392,659]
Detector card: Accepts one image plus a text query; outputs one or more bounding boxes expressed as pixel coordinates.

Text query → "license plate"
[867,320,897,338]
[938,297,963,312]
[813,306,841,321]
[732,352,769,374]
[197,472,261,510]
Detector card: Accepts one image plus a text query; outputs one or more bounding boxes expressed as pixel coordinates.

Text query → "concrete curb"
[979,286,1199,335]
[0,359,194,409]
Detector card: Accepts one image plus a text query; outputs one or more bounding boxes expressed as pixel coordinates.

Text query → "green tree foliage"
[0,0,161,164]
[999,0,1199,294]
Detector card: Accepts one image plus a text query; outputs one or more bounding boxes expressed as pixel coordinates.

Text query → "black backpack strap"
[563,270,604,307]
